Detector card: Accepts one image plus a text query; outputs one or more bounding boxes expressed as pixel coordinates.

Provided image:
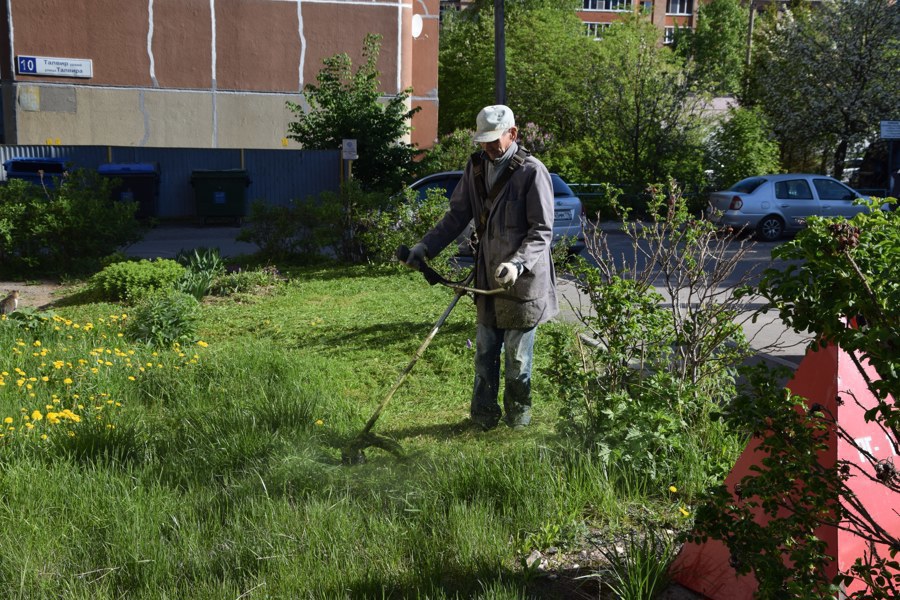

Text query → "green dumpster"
[190,169,251,224]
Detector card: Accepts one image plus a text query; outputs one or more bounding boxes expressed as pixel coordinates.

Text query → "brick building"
[0,0,440,150]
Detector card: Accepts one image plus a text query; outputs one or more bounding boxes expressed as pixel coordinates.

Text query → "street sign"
[881,121,900,140]
[342,139,358,160]
[17,55,93,78]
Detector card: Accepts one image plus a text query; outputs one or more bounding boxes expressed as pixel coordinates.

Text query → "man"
[405,105,558,430]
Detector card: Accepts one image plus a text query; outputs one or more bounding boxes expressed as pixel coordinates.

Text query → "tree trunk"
[833,138,848,181]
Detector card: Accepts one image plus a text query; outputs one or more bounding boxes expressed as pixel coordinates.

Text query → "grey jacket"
[420,149,559,329]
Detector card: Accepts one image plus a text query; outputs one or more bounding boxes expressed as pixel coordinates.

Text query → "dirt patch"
[0,280,67,310]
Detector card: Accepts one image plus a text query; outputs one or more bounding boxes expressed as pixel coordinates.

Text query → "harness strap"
[472,146,530,244]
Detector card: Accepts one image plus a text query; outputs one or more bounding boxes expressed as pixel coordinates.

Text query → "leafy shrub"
[126,288,200,346]
[209,266,283,296]
[90,259,186,303]
[357,186,459,269]
[0,169,143,277]
[175,248,225,300]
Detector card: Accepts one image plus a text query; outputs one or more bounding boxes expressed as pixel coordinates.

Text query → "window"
[728,177,766,194]
[664,26,688,44]
[583,0,632,12]
[814,179,857,201]
[585,22,612,39]
[666,0,692,14]
[775,179,814,200]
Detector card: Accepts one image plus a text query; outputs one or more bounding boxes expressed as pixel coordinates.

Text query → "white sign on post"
[342,139,358,160]
[880,121,900,140]
[17,55,93,78]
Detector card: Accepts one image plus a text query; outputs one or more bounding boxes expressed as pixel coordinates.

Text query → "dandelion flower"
[3,417,12,424]
[63,378,73,385]
[40,434,48,441]
[679,507,690,517]
[669,485,678,493]
[197,341,208,348]
[315,419,324,426]
[31,410,42,421]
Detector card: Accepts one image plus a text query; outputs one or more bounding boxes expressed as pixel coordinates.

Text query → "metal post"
[494,0,506,105]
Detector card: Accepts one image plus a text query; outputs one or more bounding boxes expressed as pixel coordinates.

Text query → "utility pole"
[494,0,506,105]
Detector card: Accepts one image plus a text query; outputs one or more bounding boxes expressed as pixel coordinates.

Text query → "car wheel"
[756,215,784,242]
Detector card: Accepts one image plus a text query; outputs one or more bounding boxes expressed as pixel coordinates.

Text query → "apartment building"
[0,0,440,150]
[578,0,697,43]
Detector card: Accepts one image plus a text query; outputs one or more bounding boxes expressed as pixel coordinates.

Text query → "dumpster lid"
[190,169,248,177]
[98,162,159,175]
[3,157,68,173]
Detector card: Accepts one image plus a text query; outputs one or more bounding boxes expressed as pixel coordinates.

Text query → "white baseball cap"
[473,105,515,143]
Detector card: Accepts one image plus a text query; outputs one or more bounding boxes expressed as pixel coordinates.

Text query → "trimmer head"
[340,432,404,466]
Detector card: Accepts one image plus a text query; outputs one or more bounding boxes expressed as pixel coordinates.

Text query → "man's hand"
[404,243,428,269]
[494,261,522,288]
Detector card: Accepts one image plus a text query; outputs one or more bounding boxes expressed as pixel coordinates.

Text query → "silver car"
[705,174,871,241]
[409,170,585,256]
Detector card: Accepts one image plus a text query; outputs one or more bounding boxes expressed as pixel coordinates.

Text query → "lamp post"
[494,0,506,105]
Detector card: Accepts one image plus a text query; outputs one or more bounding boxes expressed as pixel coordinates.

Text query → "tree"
[583,15,708,202]
[706,105,782,189]
[438,0,597,142]
[748,0,900,178]
[286,34,420,193]
[675,0,749,97]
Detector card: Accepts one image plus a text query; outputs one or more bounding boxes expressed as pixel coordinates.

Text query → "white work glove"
[494,261,523,288]
[405,243,428,269]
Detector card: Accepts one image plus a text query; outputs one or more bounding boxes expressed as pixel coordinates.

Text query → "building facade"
[0,0,439,150]
[578,0,697,43]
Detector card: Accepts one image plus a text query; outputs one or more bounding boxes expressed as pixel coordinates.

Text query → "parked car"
[705,174,872,241]
[408,170,586,257]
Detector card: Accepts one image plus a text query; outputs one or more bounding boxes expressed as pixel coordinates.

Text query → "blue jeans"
[470,323,536,428]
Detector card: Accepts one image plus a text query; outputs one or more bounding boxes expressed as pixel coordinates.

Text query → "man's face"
[480,127,517,161]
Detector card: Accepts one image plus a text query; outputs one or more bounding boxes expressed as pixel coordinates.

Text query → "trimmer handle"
[396,244,443,286]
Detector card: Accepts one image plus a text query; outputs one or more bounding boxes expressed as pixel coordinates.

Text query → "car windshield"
[551,175,574,197]
[728,177,767,194]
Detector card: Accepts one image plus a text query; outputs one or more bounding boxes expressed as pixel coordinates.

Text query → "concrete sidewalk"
[121,225,259,260]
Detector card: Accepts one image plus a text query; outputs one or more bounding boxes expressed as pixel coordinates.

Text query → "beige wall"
[2,0,438,149]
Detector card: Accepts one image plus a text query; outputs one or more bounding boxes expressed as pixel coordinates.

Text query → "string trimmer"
[340,246,507,465]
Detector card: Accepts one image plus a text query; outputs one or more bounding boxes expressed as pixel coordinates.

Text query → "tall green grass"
[0,265,723,598]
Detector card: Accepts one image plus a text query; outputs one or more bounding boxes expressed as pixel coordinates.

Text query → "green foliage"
[419,129,477,174]
[690,365,846,599]
[125,288,200,347]
[286,34,420,193]
[706,106,782,189]
[90,259,186,303]
[594,528,679,599]
[693,200,900,598]
[0,170,143,277]
[175,247,226,300]
[675,0,748,96]
[583,15,708,201]
[438,0,598,143]
[209,266,283,296]
[546,185,752,488]
[747,0,900,177]
[357,186,460,270]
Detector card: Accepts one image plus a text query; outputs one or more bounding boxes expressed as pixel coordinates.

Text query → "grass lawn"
[0,264,691,599]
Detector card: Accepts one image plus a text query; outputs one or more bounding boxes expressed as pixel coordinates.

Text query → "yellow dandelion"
[31,410,43,421]
[3,417,12,424]
[63,378,73,385]
[25,422,34,430]
[33,340,41,347]
[315,419,324,426]
[197,340,208,348]
[128,376,136,381]
[40,434,48,441]
[679,507,690,517]
[41,376,49,382]
[669,485,678,493]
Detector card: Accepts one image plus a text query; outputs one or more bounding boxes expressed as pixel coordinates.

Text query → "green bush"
[0,169,143,277]
[90,259,186,302]
[126,288,200,346]
[176,248,226,300]
[210,266,283,296]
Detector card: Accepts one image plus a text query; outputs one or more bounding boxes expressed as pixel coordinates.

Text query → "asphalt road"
[559,223,811,368]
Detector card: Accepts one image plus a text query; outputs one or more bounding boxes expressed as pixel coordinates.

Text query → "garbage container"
[190,169,251,224]
[98,162,160,220]
[3,157,68,188]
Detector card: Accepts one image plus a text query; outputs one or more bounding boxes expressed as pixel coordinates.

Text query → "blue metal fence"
[0,145,340,218]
